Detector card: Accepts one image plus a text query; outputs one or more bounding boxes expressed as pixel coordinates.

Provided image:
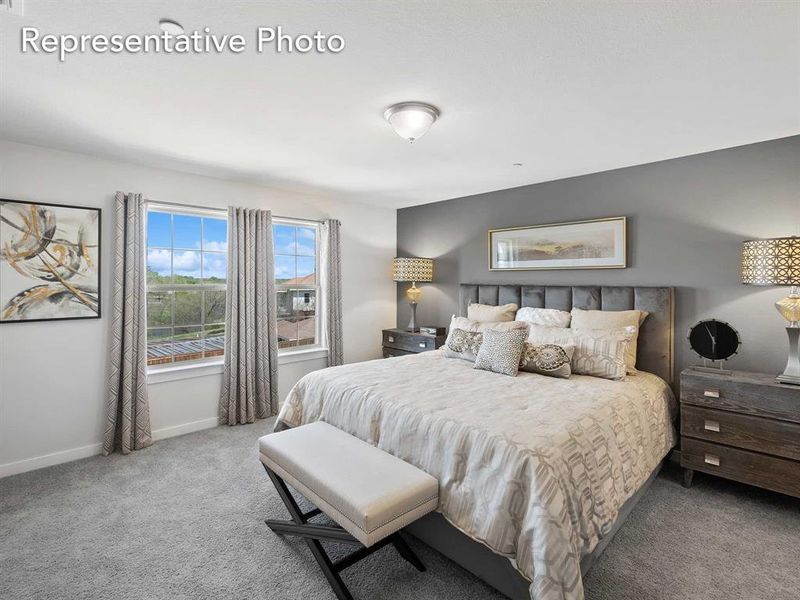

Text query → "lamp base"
[774,287,800,325]
[777,326,800,386]
[406,301,419,333]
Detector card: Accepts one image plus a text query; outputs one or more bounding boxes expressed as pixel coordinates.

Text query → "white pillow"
[527,324,636,380]
[448,315,529,334]
[515,307,572,328]
[569,308,648,374]
[467,302,518,322]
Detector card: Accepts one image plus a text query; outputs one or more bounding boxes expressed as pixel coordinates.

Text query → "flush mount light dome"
[383,102,440,143]
[159,18,184,35]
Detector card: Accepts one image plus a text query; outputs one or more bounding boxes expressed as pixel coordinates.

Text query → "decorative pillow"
[442,316,528,361]
[527,325,636,380]
[519,343,575,379]
[515,307,572,328]
[467,302,518,322]
[473,329,527,377]
[570,308,649,374]
[443,328,484,361]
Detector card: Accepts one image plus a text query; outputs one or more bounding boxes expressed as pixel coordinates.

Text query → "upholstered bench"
[259,421,439,600]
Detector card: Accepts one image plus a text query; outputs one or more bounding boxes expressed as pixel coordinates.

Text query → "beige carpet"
[1,418,798,600]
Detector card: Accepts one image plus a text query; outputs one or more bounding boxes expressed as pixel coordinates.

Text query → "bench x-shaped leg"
[263,465,425,600]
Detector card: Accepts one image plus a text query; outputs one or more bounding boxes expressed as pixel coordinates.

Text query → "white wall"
[0,140,397,477]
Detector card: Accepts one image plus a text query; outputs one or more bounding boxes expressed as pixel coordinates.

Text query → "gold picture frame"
[488,216,627,271]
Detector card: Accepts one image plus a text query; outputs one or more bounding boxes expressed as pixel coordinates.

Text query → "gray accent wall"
[397,135,800,376]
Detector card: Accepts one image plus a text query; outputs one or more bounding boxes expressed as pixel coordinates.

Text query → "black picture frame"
[0,198,102,324]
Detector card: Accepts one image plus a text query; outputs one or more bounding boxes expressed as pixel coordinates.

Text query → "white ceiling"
[1,1,798,208]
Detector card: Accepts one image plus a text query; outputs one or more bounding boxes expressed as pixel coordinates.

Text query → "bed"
[275,284,677,600]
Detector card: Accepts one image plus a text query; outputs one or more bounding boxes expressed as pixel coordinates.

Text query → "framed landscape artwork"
[0,199,101,323]
[488,216,626,271]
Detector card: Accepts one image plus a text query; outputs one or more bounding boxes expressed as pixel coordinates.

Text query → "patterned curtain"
[322,219,343,366]
[103,192,152,455]
[219,207,278,424]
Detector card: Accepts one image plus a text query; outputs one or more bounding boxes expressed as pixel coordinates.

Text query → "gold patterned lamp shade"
[741,235,800,384]
[393,257,433,332]
[741,236,800,287]
[392,257,434,283]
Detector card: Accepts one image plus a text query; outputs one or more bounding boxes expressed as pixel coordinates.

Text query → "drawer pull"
[704,420,720,433]
[388,336,394,343]
[704,453,720,467]
[703,389,720,398]
[419,342,426,348]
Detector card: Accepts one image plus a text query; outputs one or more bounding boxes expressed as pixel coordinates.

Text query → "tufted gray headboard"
[459,284,674,383]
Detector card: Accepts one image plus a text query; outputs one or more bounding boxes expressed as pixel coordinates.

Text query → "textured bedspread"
[275,351,676,600]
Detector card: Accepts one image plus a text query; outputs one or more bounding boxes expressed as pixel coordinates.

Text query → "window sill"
[147,348,329,384]
[278,347,329,365]
[147,360,224,384]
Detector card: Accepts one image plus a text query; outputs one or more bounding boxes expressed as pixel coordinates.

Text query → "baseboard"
[0,442,103,479]
[0,417,219,479]
[151,417,219,441]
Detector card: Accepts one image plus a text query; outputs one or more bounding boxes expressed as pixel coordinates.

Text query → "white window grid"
[145,205,227,367]
[273,218,322,353]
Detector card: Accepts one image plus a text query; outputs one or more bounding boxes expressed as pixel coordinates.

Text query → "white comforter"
[275,350,676,600]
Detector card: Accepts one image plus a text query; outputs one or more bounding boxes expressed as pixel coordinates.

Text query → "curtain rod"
[146,199,326,224]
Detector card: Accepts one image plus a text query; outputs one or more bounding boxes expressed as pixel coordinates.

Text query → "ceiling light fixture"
[383,102,440,144]
[159,19,185,35]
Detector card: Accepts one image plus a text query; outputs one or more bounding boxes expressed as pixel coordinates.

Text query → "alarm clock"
[687,319,741,371]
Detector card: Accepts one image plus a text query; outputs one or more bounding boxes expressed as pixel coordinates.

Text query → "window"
[145,206,228,367]
[274,220,321,351]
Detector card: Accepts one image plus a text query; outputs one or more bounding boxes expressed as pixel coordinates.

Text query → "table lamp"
[741,236,800,384]
[393,257,433,332]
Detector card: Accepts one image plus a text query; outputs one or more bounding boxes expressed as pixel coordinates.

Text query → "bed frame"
[404,284,675,599]
[405,465,662,599]
[277,284,674,600]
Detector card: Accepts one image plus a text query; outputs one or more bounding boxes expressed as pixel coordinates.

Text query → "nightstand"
[382,328,446,358]
[679,368,800,498]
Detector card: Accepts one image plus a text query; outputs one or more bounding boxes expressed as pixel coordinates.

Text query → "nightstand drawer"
[382,347,415,358]
[681,405,800,461]
[382,331,437,352]
[681,371,800,424]
[681,438,800,498]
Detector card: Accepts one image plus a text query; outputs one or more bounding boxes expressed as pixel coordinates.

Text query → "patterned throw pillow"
[473,329,527,377]
[527,325,636,380]
[519,343,575,378]
[570,308,649,374]
[442,316,528,362]
[443,328,484,361]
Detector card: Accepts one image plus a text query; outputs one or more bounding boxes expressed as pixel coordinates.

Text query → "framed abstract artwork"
[488,216,626,271]
[0,199,101,323]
